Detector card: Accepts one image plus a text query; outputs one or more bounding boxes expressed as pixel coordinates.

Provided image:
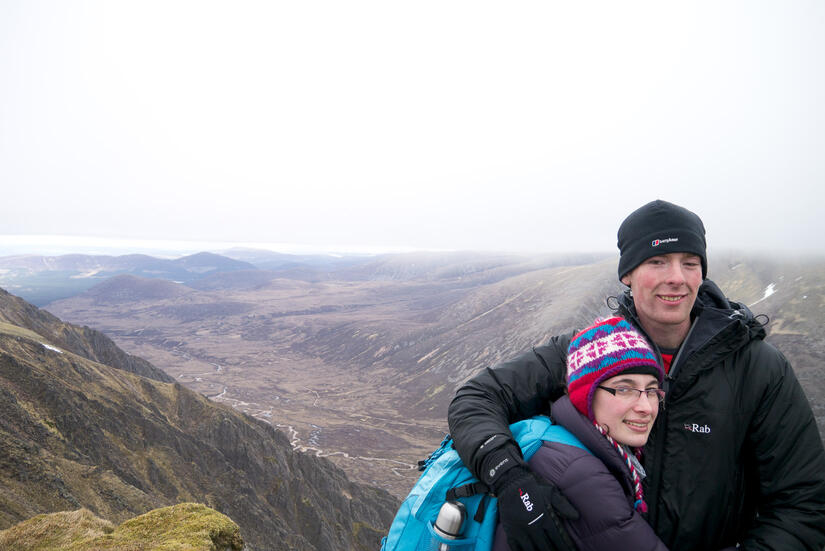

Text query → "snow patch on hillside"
[750,283,776,306]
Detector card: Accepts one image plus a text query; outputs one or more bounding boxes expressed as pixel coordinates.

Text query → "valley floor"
[103,333,443,498]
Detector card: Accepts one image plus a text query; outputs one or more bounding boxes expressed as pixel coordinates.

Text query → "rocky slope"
[0,290,398,550]
[0,287,173,383]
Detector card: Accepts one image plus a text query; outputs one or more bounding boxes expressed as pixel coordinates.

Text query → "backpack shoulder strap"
[511,415,590,461]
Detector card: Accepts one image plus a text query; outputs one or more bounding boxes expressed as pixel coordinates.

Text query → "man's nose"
[664,259,687,284]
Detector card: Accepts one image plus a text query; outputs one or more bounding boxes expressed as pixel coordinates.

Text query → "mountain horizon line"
[5,234,825,262]
[0,234,440,258]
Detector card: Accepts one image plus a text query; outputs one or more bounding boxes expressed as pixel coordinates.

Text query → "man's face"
[621,252,703,347]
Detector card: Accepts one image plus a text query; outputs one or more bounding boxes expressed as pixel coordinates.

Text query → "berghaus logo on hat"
[652,237,679,247]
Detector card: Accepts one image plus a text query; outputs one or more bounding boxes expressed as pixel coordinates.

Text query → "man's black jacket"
[447,279,825,551]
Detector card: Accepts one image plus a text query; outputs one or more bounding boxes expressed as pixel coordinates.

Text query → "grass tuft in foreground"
[0,502,244,551]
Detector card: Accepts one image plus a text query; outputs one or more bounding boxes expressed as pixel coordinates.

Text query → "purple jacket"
[492,396,668,551]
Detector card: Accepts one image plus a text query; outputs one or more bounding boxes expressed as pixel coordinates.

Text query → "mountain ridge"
[0,250,614,305]
[0,287,173,383]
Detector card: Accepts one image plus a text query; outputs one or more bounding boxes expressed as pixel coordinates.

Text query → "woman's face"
[591,373,660,447]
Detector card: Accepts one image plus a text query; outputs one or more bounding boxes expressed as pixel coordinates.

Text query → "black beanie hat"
[617,199,707,281]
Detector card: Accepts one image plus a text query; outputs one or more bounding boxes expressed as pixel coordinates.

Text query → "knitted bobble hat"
[566,317,663,421]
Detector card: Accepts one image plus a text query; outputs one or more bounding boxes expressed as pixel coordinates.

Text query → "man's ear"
[621,274,631,287]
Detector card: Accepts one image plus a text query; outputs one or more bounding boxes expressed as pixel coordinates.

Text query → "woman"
[493,316,668,551]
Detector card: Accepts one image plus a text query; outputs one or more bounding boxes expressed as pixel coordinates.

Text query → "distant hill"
[169,251,257,274]
[0,252,257,305]
[187,269,278,291]
[322,250,612,283]
[83,274,194,303]
[0,290,398,550]
[218,248,374,273]
[0,249,615,305]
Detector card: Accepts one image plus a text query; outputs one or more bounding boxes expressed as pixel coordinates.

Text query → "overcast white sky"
[1,1,824,257]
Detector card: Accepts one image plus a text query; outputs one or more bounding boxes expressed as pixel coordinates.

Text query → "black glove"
[483,447,579,551]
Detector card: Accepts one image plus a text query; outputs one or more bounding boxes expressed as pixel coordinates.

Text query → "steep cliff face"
[0,288,174,383]
[0,289,398,550]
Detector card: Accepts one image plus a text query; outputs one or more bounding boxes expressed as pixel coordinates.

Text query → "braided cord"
[592,421,648,513]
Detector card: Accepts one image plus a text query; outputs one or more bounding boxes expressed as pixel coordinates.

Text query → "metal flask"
[432,500,466,550]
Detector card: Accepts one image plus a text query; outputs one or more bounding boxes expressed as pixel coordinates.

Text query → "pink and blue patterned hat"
[567,317,663,420]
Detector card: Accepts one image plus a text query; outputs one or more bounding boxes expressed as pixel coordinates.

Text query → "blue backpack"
[380,416,588,551]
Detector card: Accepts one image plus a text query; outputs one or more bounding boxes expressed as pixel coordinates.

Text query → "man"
[447,200,825,551]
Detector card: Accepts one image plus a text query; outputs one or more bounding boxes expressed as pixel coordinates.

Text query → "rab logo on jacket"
[519,489,534,512]
[684,423,711,434]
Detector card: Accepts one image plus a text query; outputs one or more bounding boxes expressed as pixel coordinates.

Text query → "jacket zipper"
[662,318,697,396]
[631,315,699,530]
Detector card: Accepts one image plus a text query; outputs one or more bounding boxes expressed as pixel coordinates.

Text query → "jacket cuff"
[480,444,526,489]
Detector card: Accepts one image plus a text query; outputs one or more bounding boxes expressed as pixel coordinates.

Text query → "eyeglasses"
[597,385,665,403]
